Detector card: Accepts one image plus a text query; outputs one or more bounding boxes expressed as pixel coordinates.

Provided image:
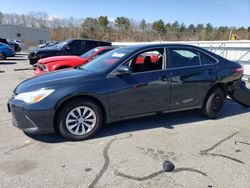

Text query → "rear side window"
[86,41,98,50]
[99,41,111,46]
[199,52,217,65]
[68,40,82,51]
[168,48,200,68]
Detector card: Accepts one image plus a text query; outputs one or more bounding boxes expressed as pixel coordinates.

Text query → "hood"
[14,68,93,94]
[38,56,83,64]
[32,47,60,54]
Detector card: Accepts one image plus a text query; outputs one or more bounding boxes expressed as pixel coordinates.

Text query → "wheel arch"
[203,82,227,107]
[53,94,107,132]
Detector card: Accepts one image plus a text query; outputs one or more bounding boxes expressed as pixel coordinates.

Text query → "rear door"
[167,46,219,110]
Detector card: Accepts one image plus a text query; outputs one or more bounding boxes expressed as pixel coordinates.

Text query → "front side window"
[68,40,82,51]
[124,48,164,73]
[168,48,200,68]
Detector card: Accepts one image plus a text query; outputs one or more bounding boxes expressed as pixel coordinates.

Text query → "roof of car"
[120,43,202,51]
[68,38,111,43]
[98,46,117,49]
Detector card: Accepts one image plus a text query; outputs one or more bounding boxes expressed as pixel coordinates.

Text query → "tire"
[2,53,7,60]
[202,88,225,119]
[57,99,103,141]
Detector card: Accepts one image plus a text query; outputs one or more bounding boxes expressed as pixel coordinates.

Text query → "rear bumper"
[230,81,250,107]
[7,99,56,134]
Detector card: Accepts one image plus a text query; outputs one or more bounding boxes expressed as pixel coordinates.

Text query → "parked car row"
[8,43,250,141]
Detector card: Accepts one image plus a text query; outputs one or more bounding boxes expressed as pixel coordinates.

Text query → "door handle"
[208,66,219,74]
[159,75,169,81]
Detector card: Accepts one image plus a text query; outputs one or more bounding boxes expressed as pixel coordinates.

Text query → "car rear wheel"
[57,99,103,141]
[2,53,7,60]
[202,88,225,119]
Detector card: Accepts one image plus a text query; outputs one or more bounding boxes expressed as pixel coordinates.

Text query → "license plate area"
[7,103,11,112]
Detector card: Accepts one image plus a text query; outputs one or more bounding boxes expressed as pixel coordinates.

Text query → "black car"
[8,40,21,52]
[28,39,111,65]
[8,44,249,141]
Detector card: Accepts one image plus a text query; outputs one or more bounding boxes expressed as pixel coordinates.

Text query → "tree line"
[0,11,249,42]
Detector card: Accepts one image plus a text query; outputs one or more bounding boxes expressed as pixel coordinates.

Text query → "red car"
[34,46,116,76]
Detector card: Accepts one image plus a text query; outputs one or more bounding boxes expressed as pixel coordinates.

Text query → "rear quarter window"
[86,41,98,50]
[199,52,217,65]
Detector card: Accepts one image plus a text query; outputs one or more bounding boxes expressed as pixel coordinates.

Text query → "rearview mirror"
[113,65,132,76]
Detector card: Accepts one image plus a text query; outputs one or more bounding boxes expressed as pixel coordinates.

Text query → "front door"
[107,48,171,118]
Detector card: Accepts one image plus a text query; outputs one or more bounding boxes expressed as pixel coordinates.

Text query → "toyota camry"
[8,44,247,141]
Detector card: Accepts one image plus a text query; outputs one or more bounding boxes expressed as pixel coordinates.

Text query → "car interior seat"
[143,56,153,71]
[154,56,163,70]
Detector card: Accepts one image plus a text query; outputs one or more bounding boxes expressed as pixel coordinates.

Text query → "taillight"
[235,67,244,74]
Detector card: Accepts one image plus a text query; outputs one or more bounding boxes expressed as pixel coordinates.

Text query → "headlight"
[14,89,54,104]
[38,64,48,71]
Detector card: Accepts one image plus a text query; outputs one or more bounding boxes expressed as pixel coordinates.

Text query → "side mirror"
[113,65,132,76]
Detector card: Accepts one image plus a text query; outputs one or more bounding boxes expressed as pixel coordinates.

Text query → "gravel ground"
[0,53,250,188]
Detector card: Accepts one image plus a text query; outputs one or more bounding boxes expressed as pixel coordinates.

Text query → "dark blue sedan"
[8,44,247,140]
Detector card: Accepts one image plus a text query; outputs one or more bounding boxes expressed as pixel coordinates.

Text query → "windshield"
[80,48,133,72]
[80,48,99,59]
[55,39,70,48]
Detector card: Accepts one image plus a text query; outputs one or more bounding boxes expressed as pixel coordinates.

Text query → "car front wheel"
[202,88,225,119]
[57,99,103,141]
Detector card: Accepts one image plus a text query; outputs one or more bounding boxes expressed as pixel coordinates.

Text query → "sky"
[0,0,250,27]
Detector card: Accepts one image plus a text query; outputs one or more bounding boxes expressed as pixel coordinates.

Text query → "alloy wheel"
[65,106,97,136]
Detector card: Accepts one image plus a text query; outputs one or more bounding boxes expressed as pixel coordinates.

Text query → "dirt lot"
[0,53,250,188]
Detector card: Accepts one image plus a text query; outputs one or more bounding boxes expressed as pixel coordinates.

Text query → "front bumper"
[7,98,56,134]
[28,54,40,65]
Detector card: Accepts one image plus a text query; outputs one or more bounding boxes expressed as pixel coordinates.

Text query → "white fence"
[112,40,250,78]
